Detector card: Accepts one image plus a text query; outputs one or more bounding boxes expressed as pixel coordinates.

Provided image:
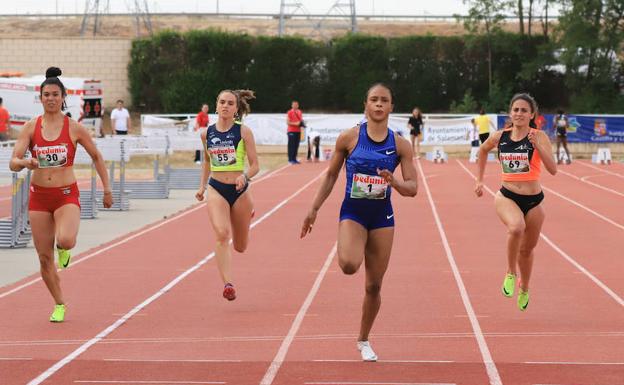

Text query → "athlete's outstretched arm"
[300,128,355,238]
[475,130,502,197]
[196,128,211,201]
[529,129,557,176]
[75,122,113,208]
[9,119,38,171]
[377,135,417,197]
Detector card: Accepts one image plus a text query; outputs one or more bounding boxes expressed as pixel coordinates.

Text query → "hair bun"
[45,67,62,78]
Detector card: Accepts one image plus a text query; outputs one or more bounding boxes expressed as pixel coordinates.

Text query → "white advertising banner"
[141,113,481,147]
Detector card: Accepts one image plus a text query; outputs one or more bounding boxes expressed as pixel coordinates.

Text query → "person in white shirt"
[110,99,131,135]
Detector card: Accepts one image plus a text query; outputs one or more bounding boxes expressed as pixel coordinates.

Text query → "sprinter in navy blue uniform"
[300,83,418,361]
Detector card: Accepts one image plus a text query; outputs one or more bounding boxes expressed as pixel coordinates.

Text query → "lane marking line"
[417,160,502,385]
[259,243,338,385]
[0,163,291,299]
[456,160,624,309]
[26,167,323,385]
[526,361,624,365]
[576,160,624,178]
[558,169,624,198]
[74,382,225,384]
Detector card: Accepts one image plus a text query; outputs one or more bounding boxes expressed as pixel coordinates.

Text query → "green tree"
[460,0,514,93]
[556,0,624,112]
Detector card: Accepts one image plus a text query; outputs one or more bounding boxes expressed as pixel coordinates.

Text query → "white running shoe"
[357,340,378,362]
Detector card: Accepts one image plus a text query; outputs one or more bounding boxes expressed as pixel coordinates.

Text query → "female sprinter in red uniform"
[195,90,259,301]
[301,83,418,361]
[475,93,557,311]
[9,67,113,322]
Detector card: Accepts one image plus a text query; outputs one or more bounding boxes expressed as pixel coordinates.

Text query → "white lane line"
[26,167,323,385]
[541,185,624,231]
[456,160,624,308]
[576,160,624,178]
[558,169,624,198]
[259,243,338,385]
[417,160,502,385]
[526,361,624,365]
[74,380,227,384]
[0,163,291,300]
[312,359,454,363]
[0,357,32,360]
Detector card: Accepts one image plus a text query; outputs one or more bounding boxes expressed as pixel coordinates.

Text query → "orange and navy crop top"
[498,128,541,182]
[29,115,76,168]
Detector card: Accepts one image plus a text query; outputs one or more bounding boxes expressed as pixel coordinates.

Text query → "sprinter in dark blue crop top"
[300,83,418,362]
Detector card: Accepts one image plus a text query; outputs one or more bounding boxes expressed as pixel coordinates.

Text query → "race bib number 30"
[350,173,388,199]
[36,145,68,168]
[500,152,530,174]
[209,145,237,167]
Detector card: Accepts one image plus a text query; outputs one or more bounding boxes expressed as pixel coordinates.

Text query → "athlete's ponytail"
[218,89,256,121]
[40,66,67,111]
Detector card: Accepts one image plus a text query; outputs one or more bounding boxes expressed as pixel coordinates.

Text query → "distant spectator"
[307,128,321,162]
[110,99,130,135]
[474,108,496,144]
[534,112,546,131]
[194,103,210,164]
[407,107,423,158]
[0,97,11,141]
[286,100,303,164]
[553,109,571,164]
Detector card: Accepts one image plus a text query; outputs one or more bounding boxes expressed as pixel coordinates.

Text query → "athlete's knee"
[365,282,382,296]
[507,223,525,237]
[56,236,76,250]
[38,254,55,270]
[213,227,231,244]
[339,260,360,275]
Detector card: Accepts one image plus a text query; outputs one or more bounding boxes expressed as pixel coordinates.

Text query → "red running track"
[0,159,622,385]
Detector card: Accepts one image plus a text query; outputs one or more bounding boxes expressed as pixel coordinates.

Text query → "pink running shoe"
[223,283,236,301]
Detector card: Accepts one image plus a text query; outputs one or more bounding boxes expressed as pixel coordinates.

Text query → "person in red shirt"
[286,100,303,164]
[0,97,11,141]
[194,103,209,163]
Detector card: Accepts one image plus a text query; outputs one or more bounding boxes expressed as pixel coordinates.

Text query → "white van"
[0,74,103,135]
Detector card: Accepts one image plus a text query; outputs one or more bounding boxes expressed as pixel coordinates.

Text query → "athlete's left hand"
[528,130,539,148]
[377,168,394,186]
[300,208,317,238]
[102,190,114,208]
[235,174,247,191]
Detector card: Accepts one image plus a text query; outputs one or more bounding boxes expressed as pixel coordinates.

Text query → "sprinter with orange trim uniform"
[475,93,557,311]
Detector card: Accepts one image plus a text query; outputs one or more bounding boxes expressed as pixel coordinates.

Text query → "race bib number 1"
[36,145,68,168]
[350,173,388,199]
[209,145,237,167]
[500,152,530,174]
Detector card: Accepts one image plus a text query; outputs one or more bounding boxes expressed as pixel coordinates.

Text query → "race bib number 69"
[350,173,388,199]
[500,152,530,174]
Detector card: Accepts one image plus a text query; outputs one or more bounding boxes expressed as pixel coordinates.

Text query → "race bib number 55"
[500,152,530,174]
[350,173,388,199]
[36,145,68,168]
[209,145,237,167]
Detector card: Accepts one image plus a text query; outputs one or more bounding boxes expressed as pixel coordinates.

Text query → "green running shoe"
[517,289,529,311]
[49,304,66,322]
[57,247,71,269]
[501,273,516,297]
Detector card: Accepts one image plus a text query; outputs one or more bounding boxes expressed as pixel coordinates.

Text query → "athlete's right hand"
[300,208,317,238]
[195,187,205,201]
[23,158,39,170]
[474,181,484,197]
